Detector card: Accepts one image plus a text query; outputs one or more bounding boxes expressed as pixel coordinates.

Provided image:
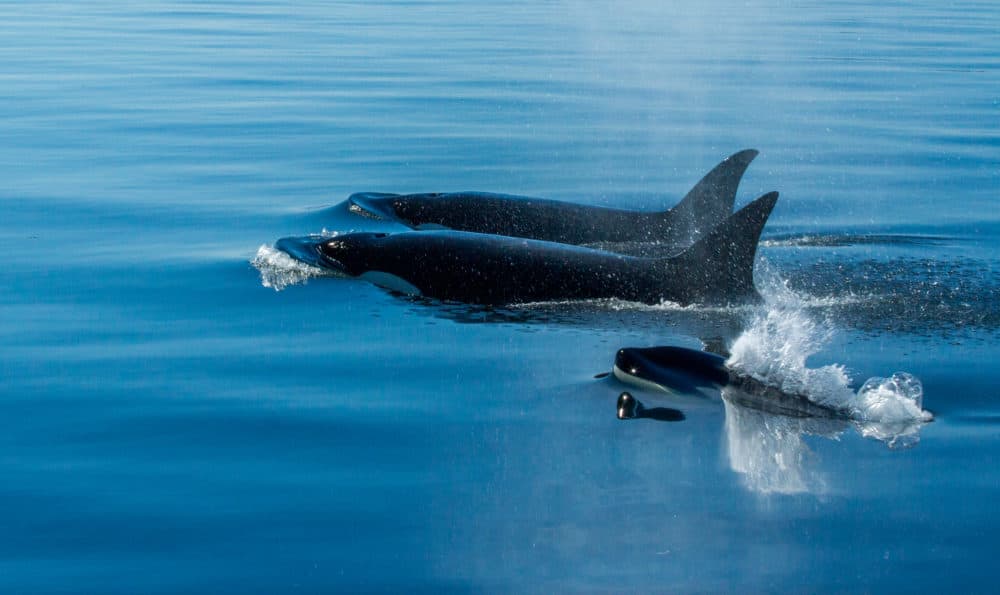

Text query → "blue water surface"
[1,1,998,592]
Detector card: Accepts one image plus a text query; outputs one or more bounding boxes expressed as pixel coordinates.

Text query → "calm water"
[2,1,999,592]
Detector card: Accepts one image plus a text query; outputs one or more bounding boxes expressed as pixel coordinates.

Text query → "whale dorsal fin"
[665,149,758,243]
[661,190,777,304]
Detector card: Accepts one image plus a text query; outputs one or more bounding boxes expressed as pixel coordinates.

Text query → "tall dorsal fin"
[665,149,759,243]
[661,190,777,304]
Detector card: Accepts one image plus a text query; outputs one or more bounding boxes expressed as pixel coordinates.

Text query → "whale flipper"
[665,149,759,245]
[660,190,778,304]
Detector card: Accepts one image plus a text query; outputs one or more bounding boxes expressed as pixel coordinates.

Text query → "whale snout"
[275,236,346,273]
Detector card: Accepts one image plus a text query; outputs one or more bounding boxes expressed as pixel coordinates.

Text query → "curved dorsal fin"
[662,190,778,304]
[666,149,758,243]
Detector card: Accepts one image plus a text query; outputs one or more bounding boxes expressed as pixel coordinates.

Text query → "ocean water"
[2,1,998,592]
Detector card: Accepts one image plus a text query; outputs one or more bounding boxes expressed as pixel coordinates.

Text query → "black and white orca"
[343,149,758,250]
[275,191,777,306]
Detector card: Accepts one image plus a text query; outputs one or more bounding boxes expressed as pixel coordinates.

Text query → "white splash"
[727,305,856,412]
[251,244,329,291]
[853,373,930,449]
[856,373,927,422]
[725,276,932,448]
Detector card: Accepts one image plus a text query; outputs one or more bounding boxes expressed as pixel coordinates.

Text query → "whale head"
[613,346,730,394]
[382,193,450,229]
[346,192,448,229]
[275,233,389,276]
[317,233,380,275]
[275,232,423,297]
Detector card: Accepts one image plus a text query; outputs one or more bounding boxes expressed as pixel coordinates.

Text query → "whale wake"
[726,278,932,448]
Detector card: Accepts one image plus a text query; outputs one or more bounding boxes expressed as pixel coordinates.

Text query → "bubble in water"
[854,373,930,423]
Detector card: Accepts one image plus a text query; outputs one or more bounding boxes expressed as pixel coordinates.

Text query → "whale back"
[343,149,758,248]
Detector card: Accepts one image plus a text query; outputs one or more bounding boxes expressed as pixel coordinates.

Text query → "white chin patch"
[359,271,422,296]
[612,365,672,394]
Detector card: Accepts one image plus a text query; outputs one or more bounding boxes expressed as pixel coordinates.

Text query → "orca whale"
[343,149,758,249]
[612,345,844,418]
[275,191,777,306]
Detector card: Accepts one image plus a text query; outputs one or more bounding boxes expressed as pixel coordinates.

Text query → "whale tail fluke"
[664,149,758,244]
[660,190,778,304]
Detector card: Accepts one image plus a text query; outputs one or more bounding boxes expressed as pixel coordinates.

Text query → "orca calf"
[344,149,758,248]
[275,191,777,306]
[612,345,844,418]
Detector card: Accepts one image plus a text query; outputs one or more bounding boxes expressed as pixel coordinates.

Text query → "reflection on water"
[722,390,845,495]
[721,385,929,495]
